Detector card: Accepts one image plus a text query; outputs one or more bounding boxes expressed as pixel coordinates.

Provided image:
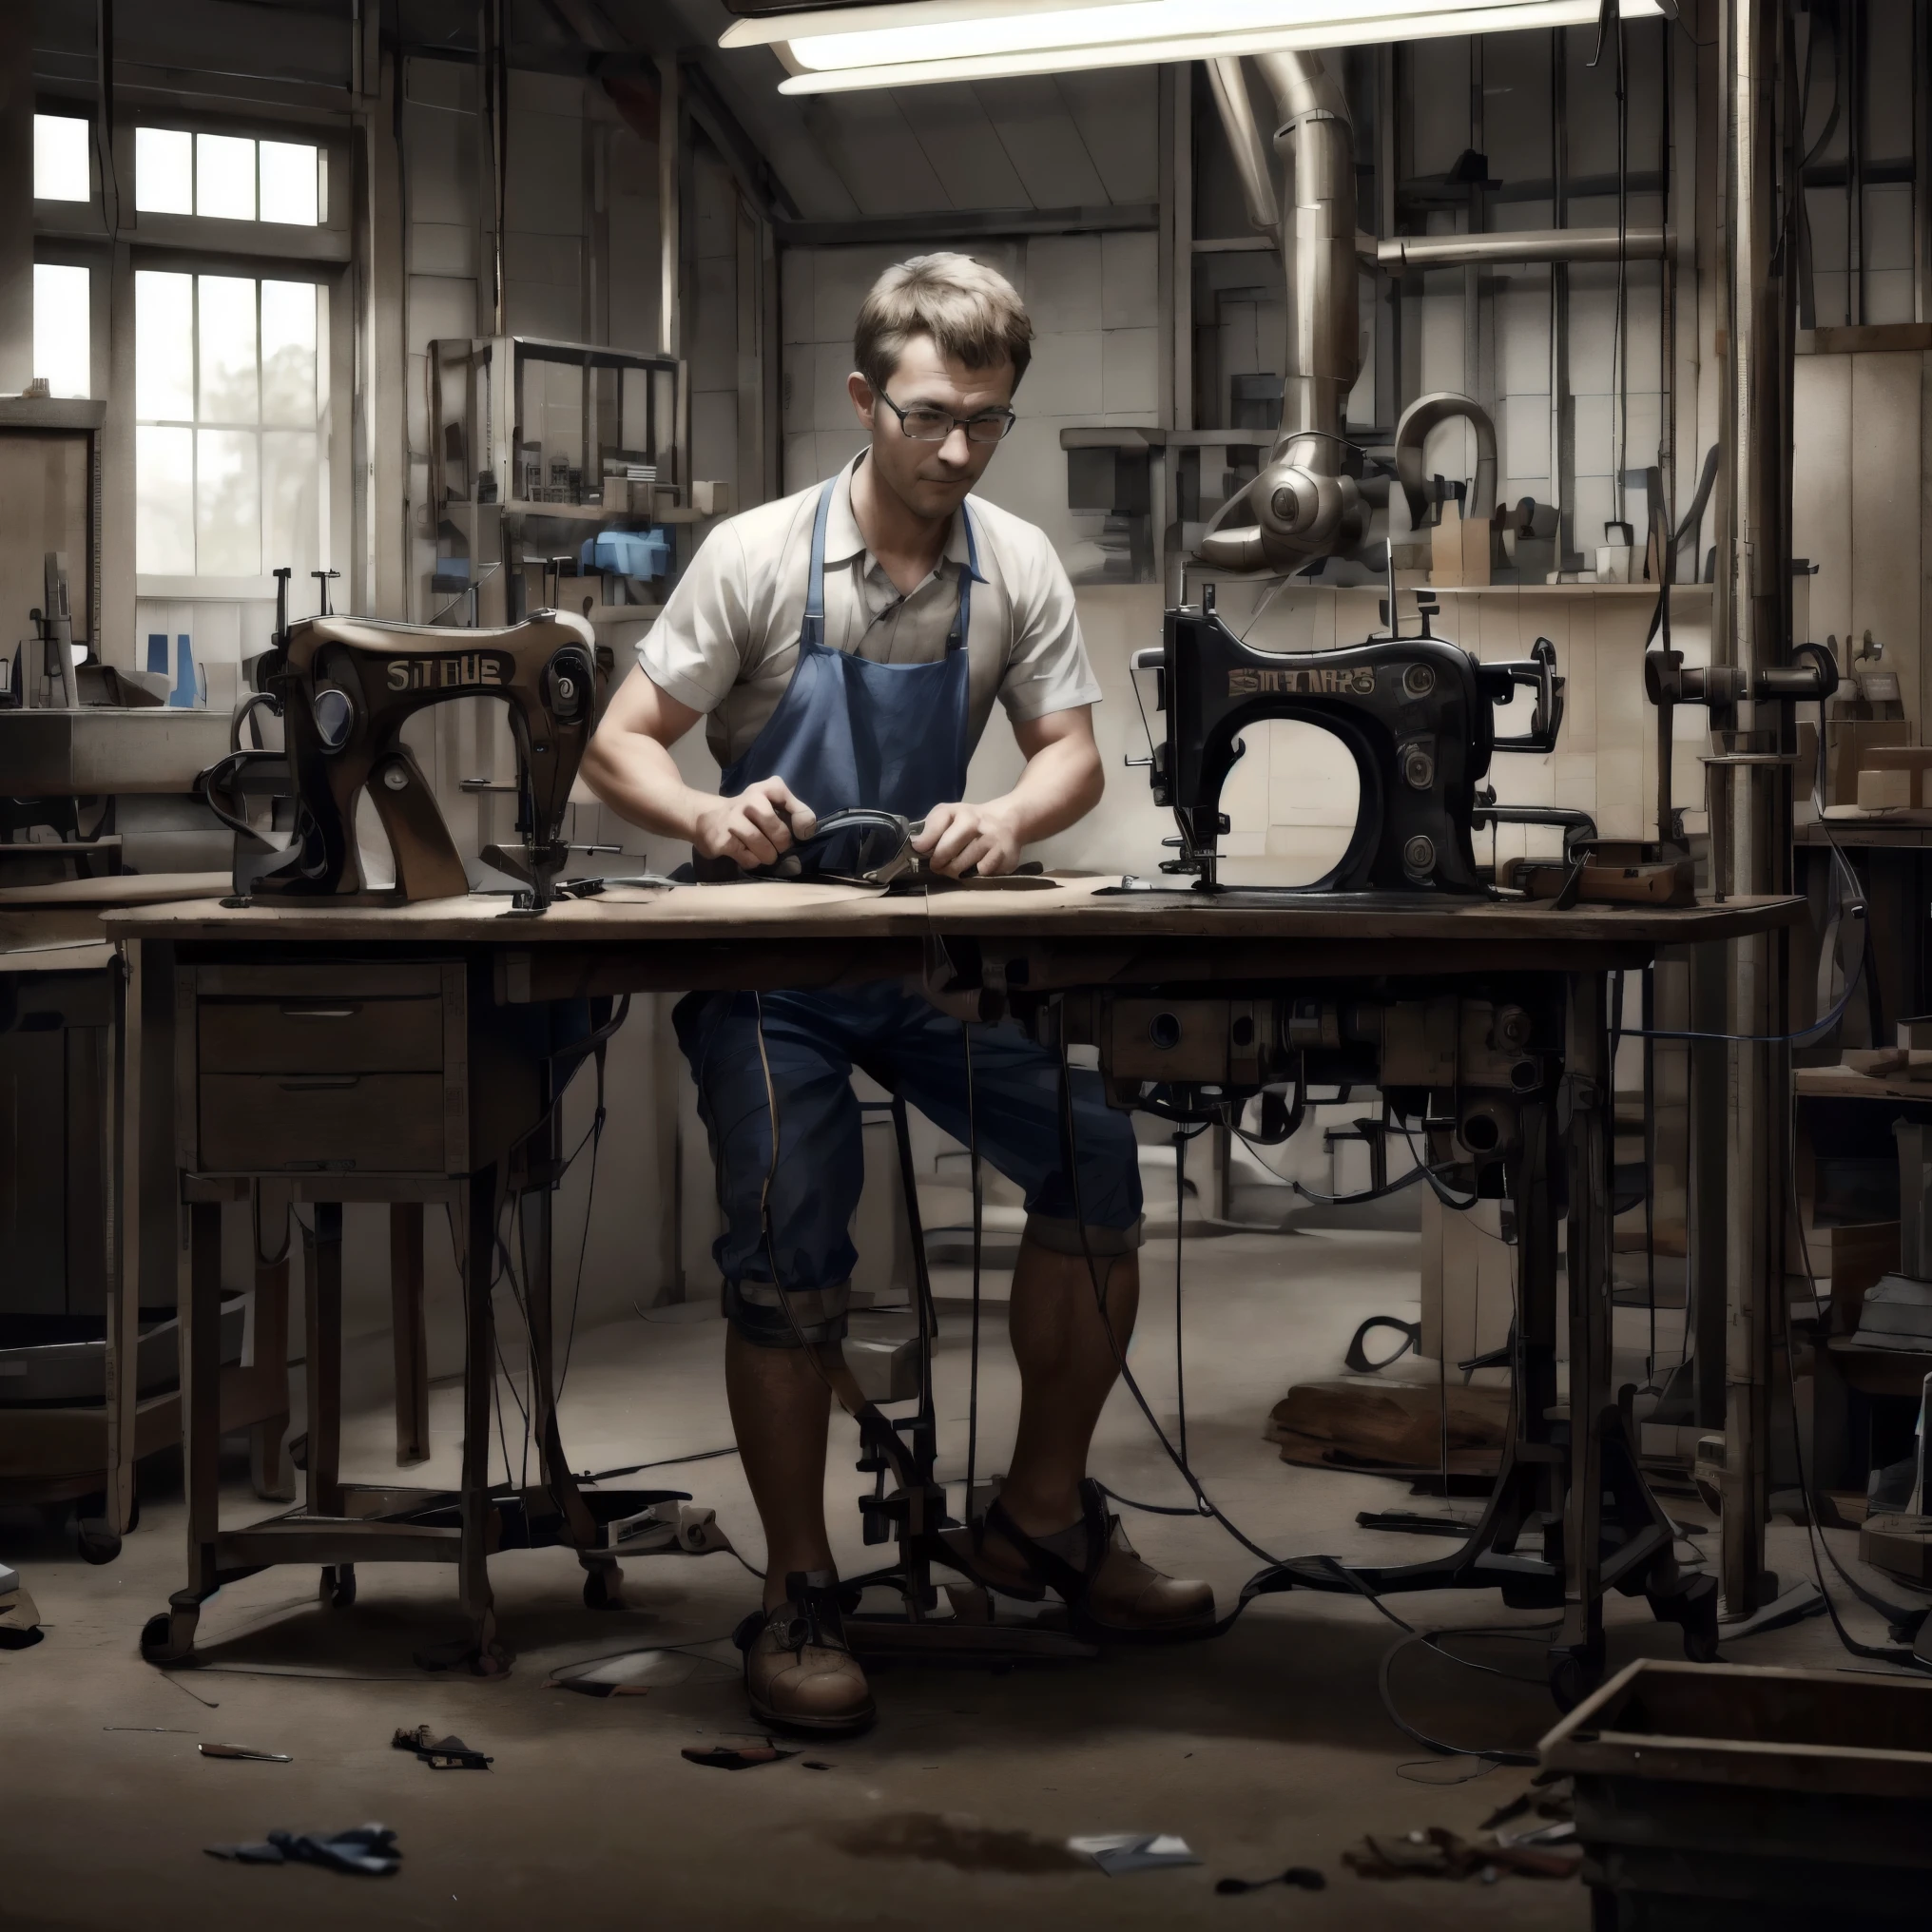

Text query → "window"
[135,270,328,580]
[32,265,90,398]
[34,115,91,202]
[134,129,321,226]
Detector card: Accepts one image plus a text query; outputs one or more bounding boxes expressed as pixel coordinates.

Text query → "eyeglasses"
[876,391,1016,444]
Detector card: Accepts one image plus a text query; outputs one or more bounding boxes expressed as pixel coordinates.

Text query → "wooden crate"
[1542,1659,1932,1929]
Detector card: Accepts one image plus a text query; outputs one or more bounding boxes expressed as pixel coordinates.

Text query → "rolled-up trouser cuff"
[724,1274,851,1349]
[1022,1211,1145,1258]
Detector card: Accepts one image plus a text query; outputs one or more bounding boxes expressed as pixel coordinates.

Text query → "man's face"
[847,335,1015,522]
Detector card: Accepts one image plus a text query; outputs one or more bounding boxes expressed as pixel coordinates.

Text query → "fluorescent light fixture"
[723,0,1665,92]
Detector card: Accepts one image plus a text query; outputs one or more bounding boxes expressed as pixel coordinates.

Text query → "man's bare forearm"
[579,731,706,843]
[986,729,1102,844]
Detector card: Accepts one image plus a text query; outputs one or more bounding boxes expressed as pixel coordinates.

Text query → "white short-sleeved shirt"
[636,454,1102,772]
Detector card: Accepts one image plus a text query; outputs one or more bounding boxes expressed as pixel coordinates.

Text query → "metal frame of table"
[107,879,1800,1698]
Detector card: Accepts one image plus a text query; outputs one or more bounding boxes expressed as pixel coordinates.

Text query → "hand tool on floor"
[200,1742,293,1762]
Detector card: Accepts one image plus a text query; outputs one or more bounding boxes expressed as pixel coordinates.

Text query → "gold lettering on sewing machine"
[384,653,512,692]
[1227,666,1376,698]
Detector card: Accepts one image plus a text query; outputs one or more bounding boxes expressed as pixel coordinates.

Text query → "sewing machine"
[221,609,609,913]
[1131,587,1563,892]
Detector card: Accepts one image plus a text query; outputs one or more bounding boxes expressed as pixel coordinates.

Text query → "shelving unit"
[429,337,687,627]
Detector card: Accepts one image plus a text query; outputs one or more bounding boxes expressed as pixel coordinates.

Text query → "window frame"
[131,246,353,601]
[124,111,353,267]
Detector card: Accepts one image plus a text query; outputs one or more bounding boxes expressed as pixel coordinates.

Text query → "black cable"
[582,1445,741,1482]
[1054,1036,1284,1563]
[1376,1622,1558,1767]
[962,1021,982,1513]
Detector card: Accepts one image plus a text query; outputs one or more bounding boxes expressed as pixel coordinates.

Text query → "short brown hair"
[854,253,1033,396]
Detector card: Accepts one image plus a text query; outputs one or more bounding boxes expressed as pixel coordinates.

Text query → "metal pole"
[1719,0,1794,1619]
[657,54,680,359]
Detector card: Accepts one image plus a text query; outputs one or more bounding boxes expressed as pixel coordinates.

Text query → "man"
[582,254,1211,1734]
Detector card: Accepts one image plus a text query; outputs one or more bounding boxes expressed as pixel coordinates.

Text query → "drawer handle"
[279,1076,360,1091]
[280,1003,363,1018]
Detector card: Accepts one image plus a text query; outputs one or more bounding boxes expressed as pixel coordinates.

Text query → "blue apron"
[714,475,977,872]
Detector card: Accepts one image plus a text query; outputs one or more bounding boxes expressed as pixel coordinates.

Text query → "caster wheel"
[140,1612,172,1656]
[76,1520,122,1565]
[1548,1640,1606,1713]
[582,1566,621,1611]
[320,1565,357,1610]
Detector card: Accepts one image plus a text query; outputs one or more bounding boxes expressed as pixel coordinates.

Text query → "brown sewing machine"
[233,609,609,913]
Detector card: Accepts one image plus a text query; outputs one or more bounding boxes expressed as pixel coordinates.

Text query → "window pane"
[196,133,256,221]
[262,431,319,583]
[258,141,318,226]
[34,116,90,202]
[196,429,261,575]
[135,270,193,419]
[33,264,90,399]
[261,280,318,425]
[136,426,195,573]
[198,276,259,424]
[135,128,192,215]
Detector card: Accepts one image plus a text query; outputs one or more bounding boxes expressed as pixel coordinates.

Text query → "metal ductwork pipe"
[1378,226,1668,271]
[1198,51,1367,573]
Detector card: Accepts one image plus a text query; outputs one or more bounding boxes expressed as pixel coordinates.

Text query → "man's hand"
[913,800,1023,879]
[692,777,818,870]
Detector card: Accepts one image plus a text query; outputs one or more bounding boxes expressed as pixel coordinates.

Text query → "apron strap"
[946,502,977,655]
[802,478,837,649]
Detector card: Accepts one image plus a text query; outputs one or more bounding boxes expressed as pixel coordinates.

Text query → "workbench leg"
[390,1203,430,1467]
[302,1204,343,1518]
[461,1171,505,1671]
[519,1180,604,1582]
[1552,971,1612,1710]
[249,1232,293,1502]
[145,1200,223,1665]
[106,956,137,1539]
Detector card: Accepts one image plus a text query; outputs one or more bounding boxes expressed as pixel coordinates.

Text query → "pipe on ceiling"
[1379,226,1668,270]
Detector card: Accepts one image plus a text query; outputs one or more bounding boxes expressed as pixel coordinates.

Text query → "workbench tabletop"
[100,874,1804,947]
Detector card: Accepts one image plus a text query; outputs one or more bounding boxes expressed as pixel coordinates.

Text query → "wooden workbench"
[108,877,1803,1693]
[0,874,292,1550]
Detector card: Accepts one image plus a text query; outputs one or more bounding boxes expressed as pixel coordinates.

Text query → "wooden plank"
[101,879,1809,950]
[219,1522,461,1567]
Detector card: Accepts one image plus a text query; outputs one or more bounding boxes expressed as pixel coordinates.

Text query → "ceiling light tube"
[758,0,1664,93]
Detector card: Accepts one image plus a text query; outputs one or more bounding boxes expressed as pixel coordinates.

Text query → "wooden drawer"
[199,995,444,1074]
[199,1073,448,1173]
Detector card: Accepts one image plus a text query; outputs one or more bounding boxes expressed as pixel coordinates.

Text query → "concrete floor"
[0,1228,1879,1930]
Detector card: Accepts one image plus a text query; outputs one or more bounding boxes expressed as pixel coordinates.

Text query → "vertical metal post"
[1719,0,1795,1617]
[1552,29,1578,570]
[657,53,680,359]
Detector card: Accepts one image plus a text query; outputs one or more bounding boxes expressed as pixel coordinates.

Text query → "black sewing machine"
[1131,587,1563,893]
[204,598,610,913]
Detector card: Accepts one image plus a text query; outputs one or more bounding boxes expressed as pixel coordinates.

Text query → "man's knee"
[724,1275,851,1350]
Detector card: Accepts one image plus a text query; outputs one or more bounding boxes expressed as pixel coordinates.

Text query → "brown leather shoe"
[933,1481,1215,1642]
[738,1571,875,1734]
